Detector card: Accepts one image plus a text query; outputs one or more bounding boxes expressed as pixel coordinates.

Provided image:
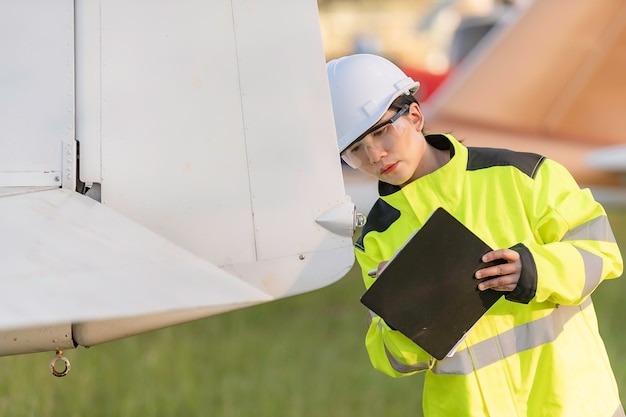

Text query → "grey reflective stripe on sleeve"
[561,216,613,298]
[368,310,432,374]
[614,404,626,417]
[577,247,604,297]
[383,343,431,374]
[562,215,616,243]
[432,298,592,375]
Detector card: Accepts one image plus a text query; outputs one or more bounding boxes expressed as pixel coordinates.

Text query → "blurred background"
[319,0,517,103]
[2,1,624,416]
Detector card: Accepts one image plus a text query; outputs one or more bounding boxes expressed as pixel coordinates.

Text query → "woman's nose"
[365,145,387,163]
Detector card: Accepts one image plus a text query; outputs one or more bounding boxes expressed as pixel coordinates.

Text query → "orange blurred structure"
[423,0,626,187]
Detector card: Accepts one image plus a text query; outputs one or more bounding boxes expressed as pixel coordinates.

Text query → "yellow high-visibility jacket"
[356,134,624,417]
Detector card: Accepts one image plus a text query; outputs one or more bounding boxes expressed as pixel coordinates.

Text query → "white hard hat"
[326,54,420,153]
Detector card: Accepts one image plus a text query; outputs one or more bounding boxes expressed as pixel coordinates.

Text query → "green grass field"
[2,208,625,417]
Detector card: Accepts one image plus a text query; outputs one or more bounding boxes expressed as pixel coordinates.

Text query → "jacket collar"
[378,134,467,223]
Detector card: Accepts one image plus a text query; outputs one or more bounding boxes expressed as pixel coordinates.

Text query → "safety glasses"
[341,104,409,169]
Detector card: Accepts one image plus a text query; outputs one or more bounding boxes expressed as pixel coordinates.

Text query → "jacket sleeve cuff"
[505,243,537,304]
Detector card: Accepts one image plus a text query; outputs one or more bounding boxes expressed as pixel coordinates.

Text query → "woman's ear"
[408,102,425,131]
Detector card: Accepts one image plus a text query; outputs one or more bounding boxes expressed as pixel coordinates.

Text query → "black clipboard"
[360,207,504,360]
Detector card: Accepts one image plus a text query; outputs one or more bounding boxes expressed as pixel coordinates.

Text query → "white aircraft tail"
[0,0,355,358]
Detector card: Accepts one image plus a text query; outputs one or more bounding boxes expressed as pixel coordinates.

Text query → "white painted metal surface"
[96,0,258,266]
[82,0,353,296]
[0,0,74,187]
[75,0,103,183]
[0,0,355,356]
[0,188,270,329]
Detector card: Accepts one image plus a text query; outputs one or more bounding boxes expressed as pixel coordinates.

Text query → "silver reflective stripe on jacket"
[577,247,604,297]
[367,310,432,373]
[563,215,616,297]
[563,215,616,243]
[432,298,592,375]
[384,343,432,373]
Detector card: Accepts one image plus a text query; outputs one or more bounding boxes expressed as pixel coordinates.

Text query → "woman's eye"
[372,125,387,137]
[349,143,362,154]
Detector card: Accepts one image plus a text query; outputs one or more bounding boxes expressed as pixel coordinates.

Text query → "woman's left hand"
[475,248,522,292]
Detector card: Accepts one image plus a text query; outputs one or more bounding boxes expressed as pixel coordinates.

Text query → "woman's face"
[352,103,427,186]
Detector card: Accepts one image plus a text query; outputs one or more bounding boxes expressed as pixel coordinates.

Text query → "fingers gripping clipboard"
[360,207,505,360]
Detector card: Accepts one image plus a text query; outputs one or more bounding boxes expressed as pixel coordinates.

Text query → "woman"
[326,53,624,417]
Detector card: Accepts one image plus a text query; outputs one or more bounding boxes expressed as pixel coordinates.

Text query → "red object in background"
[400,66,449,103]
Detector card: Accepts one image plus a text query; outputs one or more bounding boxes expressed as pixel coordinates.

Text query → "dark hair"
[389,92,419,111]
[389,93,427,133]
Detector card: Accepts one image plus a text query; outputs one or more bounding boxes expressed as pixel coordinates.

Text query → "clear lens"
[341,117,405,169]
